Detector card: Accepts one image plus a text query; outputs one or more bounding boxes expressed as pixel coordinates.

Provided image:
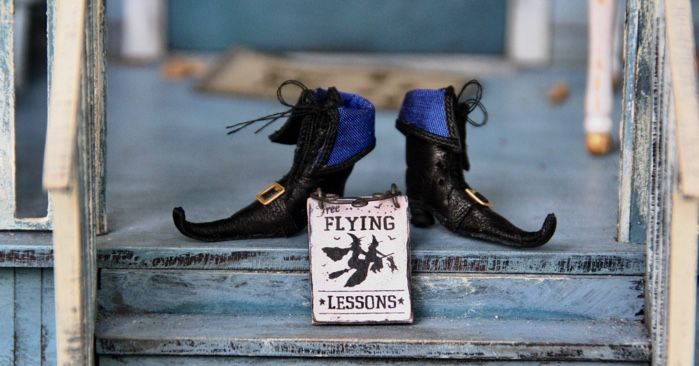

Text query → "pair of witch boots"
[173,80,556,248]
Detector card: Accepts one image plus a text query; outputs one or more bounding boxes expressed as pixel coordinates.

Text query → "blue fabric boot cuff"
[396,88,460,151]
[316,89,376,171]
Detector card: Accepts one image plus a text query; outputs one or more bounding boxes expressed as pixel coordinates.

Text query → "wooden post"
[666,188,698,365]
[618,0,653,244]
[44,0,105,364]
[663,0,699,364]
[621,0,699,364]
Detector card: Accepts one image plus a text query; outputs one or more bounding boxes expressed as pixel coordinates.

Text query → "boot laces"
[225,80,334,135]
[454,80,489,171]
[456,80,488,127]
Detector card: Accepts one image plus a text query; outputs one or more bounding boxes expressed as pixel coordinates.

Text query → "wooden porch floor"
[98,63,646,276]
[1,63,644,272]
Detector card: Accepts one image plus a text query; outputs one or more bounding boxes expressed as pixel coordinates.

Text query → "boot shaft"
[397,87,464,154]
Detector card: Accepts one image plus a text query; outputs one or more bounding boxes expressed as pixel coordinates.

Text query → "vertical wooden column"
[0,0,52,231]
[45,0,105,364]
[621,0,699,364]
[84,0,107,235]
[663,0,699,364]
[618,0,653,244]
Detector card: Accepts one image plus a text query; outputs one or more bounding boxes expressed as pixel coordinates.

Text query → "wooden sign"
[307,186,413,324]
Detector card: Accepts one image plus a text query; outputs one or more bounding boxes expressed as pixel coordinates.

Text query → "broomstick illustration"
[322,234,398,287]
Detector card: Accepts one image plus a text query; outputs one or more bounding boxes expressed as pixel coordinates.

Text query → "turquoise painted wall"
[168,0,507,54]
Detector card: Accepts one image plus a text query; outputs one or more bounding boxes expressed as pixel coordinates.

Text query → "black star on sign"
[319,298,326,306]
[398,297,404,305]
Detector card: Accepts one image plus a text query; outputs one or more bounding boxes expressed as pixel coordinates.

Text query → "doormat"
[198,49,469,110]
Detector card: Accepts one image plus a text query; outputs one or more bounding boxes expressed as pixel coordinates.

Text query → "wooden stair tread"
[0,230,644,274]
[96,313,650,361]
[94,233,644,274]
[99,355,649,366]
[0,232,53,268]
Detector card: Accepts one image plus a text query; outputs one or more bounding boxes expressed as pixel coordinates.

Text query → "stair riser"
[98,270,644,321]
[100,356,648,365]
[95,247,645,275]
[96,315,650,361]
[97,338,649,361]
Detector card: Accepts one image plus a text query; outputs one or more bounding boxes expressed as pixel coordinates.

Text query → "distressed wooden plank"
[615,1,699,360]
[663,2,699,363]
[96,314,650,361]
[43,0,87,190]
[0,269,15,366]
[0,248,52,268]
[641,2,673,365]
[666,194,698,362]
[46,0,97,364]
[0,0,51,230]
[0,230,53,268]
[51,167,91,366]
[618,0,653,244]
[0,245,54,268]
[664,0,699,197]
[0,232,646,273]
[618,0,640,243]
[0,238,648,274]
[98,270,644,321]
[0,228,53,269]
[0,243,647,274]
[0,0,17,227]
[94,240,645,274]
[661,2,699,363]
[41,269,56,366]
[99,356,649,366]
[14,269,43,366]
[75,2,104,365]
[83,0,107,235]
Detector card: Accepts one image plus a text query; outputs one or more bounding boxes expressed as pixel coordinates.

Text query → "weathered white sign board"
[307,191,412,324]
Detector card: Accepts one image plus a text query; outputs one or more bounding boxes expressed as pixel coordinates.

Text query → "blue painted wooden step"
[93,237,644,274]
[100,356,648,365]
[1,65,640,277]
[1,231,644,275]
[95,64,632,276]
[98,270,644,321]
[95,314,650,361]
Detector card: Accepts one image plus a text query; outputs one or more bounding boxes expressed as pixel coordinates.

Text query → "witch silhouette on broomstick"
[322,233,398,287]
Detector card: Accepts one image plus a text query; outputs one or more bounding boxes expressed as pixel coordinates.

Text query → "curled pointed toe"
[172,206,225,242]
[172,202,294,242]
[461,210,557,248]
[172,206,189,236]
[172,206,250,242]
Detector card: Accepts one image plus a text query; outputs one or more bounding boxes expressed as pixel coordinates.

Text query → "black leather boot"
[173,80,376,241]
[396,81,556,248]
